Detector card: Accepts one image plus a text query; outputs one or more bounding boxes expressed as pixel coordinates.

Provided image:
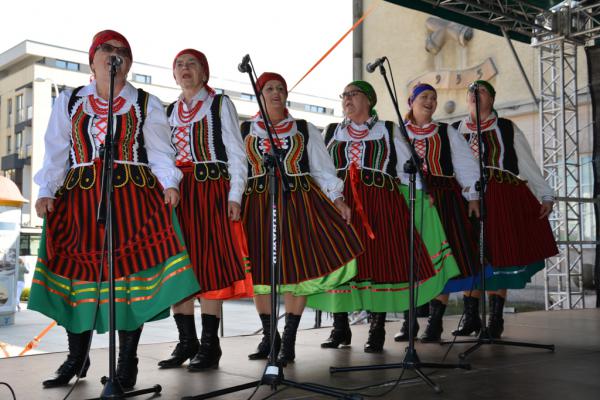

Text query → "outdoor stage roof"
[384,0,564,44]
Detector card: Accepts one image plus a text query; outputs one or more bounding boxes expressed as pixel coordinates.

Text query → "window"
[7,98,12,127]
[15,94,24,123]
[4,168,23,192]
[6,135,11,153]
[133,73,151,84]
[20,234,41,256]
[55,59,80,71]
[240,93,256,101]
[15,130,23,152]
[304,104,326,114]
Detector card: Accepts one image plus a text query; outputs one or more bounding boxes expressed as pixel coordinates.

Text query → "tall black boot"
[43,330,92,388]
[452,296,482,336]
[420,300,447,343]
[487,294,505,339]
[394,310,419,342]
[158,314,199,368]
[364,312,386,353]
[188,314,222,371]
[248,313,281,360]
[117,327,142,389]
[321,312,352,348]
[277,313,302,366]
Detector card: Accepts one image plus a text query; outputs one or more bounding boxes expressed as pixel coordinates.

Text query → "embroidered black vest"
[453,117,519,175]
[409,123,454,177]
[241,119,311,193]
[167,94,230,181]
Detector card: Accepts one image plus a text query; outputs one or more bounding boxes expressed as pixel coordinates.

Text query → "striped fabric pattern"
[45,162,184,281]
[243,175,363,286]
[177,166,252,298]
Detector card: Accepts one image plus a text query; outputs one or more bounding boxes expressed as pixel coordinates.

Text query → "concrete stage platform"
[1,308,599,399]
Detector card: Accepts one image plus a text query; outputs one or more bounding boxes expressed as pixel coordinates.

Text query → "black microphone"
[366,57,386,73]
[468,82,479,92]
[110,55,123,67]
[238,54,250,73]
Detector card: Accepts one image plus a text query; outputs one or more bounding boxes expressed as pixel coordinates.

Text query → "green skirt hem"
[253,261,357,296]
[481,261,545,290]
[28,213,200,333]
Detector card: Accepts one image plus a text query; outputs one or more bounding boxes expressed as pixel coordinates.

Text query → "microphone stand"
[182,55,361,400]
[329,59,470,393]
[92,57,161,400]
[439,83,555,359]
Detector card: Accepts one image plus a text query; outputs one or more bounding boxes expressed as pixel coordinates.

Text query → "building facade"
[358,0,596,292]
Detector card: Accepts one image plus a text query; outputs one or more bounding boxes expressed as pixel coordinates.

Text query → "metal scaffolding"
[391,1,600,309]
[539,39,585,309]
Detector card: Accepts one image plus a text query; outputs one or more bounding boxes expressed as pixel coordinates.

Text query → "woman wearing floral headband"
[29,30,199,389]
[241,72,363,366]
[307,80,459,352]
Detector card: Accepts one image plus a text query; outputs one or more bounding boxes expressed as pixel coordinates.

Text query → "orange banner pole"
[18,320,57,356]
[289,0,382,92]
[0,341,10,358]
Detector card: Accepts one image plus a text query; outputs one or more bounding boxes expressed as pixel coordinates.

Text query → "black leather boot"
[394,310,418,342]
[43,330,92,388]
[420,300,447,343]
[248,313,281,360]
[277,313,302,366]
[321,312,352,348]
[364,312,386,353]
[158,314,199,368]
[488,294,505,339]
[116,327,142,390]
[188,314,222,371]
[452,296,482,336]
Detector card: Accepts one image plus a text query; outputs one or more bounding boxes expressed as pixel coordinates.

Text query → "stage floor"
[1,308,599,400]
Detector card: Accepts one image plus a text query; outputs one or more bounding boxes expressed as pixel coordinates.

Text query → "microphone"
[366,57,386,73]
[238,54,250,73]
[468,82,479,92]
[110,55,123,67]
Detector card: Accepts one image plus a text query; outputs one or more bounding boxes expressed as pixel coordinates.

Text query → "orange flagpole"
[289,0,382,92]
[18,320,57,356]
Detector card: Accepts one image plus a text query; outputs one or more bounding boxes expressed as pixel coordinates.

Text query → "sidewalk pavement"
[0,299,328,357]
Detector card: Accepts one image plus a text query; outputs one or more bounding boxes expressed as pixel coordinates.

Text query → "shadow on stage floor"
[2,309,599,400]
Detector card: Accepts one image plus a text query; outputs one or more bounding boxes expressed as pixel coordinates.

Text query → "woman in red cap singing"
[242,72,363,366]
[29,30,199,389]
[157,49,252,372]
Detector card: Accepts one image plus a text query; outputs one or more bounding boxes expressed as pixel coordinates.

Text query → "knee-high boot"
[420,299,446,343]
[452,296,482,336]
[364,312,386,353]
[117,327,143,389]
[248,313,281,360]
[43,330,92,388]
[188,314,222,371]
[277,313,302,366]
[487,294,505,339]
[158,314,199,368]
[321,312,352,348]
[394,310,419,342]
